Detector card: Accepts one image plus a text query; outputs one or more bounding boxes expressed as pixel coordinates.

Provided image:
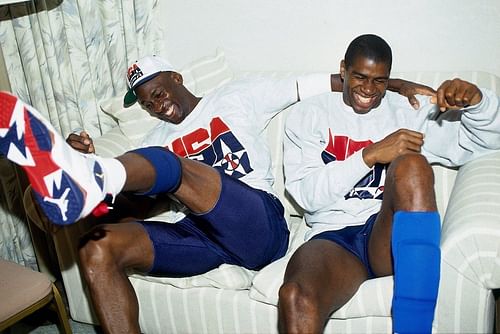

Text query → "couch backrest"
[94,69,500,220]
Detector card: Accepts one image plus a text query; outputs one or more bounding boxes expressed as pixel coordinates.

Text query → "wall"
[159,0,500,77]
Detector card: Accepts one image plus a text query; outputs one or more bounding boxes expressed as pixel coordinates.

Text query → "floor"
[1,308,101,334]
[4,320,100,334]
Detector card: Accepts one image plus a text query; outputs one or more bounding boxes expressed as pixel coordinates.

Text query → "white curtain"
[0,0,166,267]
[0,0,166,137]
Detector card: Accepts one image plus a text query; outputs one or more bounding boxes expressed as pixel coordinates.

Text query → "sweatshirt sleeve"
[296,73,333,100]
[284,103,371,213]
[422,88,500,166]
[238,74,332,127]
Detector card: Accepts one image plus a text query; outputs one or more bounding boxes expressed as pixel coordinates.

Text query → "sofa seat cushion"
[249,251,393,318]
[130,264,256,290]
[249,215,393,318]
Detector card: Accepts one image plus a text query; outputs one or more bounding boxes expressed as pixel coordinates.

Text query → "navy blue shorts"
[139,172,290,277]
[311,213,377,279]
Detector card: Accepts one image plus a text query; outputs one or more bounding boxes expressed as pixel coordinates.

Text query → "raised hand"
[66,130,95,154]
[430,78,482,112]
[362,129,424,167]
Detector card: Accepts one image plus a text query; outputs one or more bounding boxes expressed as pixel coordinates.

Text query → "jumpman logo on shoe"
[43,188,70,221]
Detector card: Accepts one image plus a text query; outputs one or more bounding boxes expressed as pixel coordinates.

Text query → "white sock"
[93,155,126,198]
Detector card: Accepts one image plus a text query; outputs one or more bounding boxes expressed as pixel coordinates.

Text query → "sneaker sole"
[0,92,85,225]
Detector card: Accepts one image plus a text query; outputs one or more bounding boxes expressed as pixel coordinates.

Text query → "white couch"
[29,51,500,333]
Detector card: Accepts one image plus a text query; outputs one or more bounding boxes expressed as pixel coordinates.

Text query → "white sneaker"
[0,91,110,225]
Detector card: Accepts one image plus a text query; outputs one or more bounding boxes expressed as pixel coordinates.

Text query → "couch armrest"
[441,150,500,287]
[435,151,500,333]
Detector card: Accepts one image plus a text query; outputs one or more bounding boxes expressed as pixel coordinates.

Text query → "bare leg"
[368,153,437,276]
[279,153,437,334]
[80,152,224,333]
[78,222,154,334]
[367,153,440,333]
[278,240,368,334]
[117,152,221,213]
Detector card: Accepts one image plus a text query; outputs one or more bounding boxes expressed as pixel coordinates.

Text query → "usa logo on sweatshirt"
[321,129,386,200]
[167,117,253,179]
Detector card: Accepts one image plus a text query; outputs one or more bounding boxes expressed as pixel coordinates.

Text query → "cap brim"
[123,72,163,108]
[123,88,137,107]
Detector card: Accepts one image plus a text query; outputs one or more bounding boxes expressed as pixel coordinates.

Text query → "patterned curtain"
[0,0,166,267]
[0,0,165,138]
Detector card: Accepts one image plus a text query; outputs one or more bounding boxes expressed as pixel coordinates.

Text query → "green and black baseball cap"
[124,55,176,107]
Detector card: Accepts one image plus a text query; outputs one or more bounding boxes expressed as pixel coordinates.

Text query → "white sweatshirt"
[284,89,500,240]
[142,74,331,195]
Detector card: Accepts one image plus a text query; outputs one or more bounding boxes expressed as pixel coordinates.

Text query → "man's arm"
[387,78,436,109]
[329,74,436,110]
[422,78,500,166]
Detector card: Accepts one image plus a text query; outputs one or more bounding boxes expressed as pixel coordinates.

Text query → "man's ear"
[171,72,183,84]
[340,60,346,80]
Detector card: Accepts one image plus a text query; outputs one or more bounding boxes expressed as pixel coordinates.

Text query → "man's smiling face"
[136,72,190,124]
[340,56,390,114]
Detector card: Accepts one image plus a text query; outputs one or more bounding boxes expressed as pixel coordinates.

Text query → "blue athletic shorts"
[310,213,377,279]
[139,172,290,277]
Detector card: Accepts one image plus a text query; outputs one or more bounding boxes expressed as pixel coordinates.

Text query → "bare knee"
[78,225,122,280]
[387,153,436,211]
[279,282,326,334]
[279,282,317,317]
[389,153,432,178]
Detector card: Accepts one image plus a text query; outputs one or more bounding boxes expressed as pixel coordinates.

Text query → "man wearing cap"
[24,55,432,333]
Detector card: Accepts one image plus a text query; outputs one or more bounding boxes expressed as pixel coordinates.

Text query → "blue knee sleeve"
[129,146,182,195]
[392,211,441,334]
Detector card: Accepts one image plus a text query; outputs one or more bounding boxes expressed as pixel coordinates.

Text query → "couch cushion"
[130,264,255,290]
[99,98,159,149]
[92,125,133,157]
[248,215,394,318]
[249,251,393,318]
[180,47,233,96]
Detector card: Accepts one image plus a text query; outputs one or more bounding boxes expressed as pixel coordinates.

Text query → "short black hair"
[344,34,392,70]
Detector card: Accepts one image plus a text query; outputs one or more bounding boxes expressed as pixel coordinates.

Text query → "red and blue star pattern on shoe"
[0,91,105,225]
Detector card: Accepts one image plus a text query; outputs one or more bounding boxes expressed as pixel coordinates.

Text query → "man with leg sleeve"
[0,54,432,333]
[279,34,500,334]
